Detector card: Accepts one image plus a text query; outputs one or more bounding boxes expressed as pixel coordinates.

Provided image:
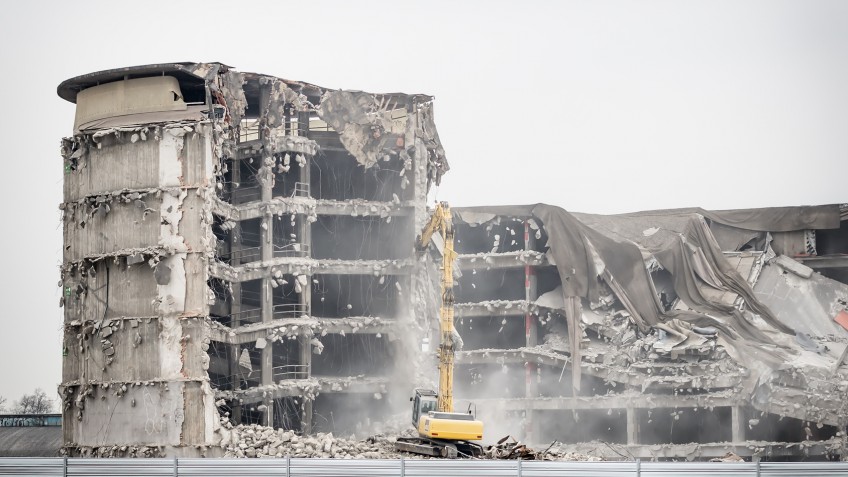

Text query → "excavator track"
[395,437,483,459]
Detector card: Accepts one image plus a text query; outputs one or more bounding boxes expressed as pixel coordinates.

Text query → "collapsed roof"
[454,203,848,432]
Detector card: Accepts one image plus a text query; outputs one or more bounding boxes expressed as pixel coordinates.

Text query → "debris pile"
[220,421,406,459]
[710,452,744,462]
[219,419,601,461]
[485,436,602,462]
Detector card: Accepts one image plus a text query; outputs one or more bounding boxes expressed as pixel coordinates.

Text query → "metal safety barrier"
[2,458,848,476]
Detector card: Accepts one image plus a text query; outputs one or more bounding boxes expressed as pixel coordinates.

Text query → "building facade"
[58,63,446,456]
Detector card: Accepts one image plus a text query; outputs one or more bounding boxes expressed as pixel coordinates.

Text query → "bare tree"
[0,395,6,413]
[14,389,55,414]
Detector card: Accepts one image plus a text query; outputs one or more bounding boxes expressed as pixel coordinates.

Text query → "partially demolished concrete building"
[451,204,848,460]
[57,62,848,461]
[57,63,446,456]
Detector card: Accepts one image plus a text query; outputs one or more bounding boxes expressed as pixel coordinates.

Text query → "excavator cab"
[398,388,483,458]
[411,389,438,427]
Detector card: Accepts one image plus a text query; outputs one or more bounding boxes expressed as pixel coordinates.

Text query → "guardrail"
[2,458,848,476]
[273,303,307,319]
[273,243,310,258]
[272,364,309,381]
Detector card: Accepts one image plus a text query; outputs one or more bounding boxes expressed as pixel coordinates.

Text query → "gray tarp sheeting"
[454,204,842,389]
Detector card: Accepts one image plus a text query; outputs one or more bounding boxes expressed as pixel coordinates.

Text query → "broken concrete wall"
[61,381,218,453]
[59,71,220,455]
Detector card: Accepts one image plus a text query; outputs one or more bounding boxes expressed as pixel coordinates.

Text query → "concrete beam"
[210,196,413,222]
[456,392,741,412]
[209,258,415,283]
[795,255,848,270]
[457,348,745,391]
[751,384,847,427]
[210,317,398,345]
[455,300,561,318]
[235,138,318,160]
[457,251,550,270]
[216,377,389,404]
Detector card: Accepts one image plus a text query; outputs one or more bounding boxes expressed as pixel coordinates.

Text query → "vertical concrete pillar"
[229,157,243,422]
[524,220,539,443]
[298,107,314,434]
[299,335,313,434]
[298,147,312,316]
[731,406,745,443]
[626,407,639,446]
[260,218,274,428]
[258,84,275,427]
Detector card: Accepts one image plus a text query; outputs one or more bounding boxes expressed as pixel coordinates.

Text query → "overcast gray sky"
[0,0,845,406]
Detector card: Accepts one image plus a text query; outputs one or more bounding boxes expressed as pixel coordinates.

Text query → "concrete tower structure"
[57,63,447,457]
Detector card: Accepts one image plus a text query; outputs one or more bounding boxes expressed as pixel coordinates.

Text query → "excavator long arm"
[396,202,484,458]
[416,202,457,413]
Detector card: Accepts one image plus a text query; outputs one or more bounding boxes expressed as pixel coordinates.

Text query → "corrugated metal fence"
[2,458,848,476]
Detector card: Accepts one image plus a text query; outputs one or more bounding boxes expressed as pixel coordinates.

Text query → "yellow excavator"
[394,202,485,458]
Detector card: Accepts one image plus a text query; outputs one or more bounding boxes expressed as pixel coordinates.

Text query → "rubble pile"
[485,436,602,462]
[220,420,407,459]
[219,419,601,461]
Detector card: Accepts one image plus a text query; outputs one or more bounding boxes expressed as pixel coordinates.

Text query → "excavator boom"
[396,202,484,458]
[417,202,458,413]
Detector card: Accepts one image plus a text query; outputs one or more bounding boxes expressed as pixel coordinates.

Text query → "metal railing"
[230,307,261,324]
[292,182,310,198]
[3,458,848,476]
[221,180,309,204]
[239,117,310,143]
[214,364,308,390]
[273,243,310,258]
[220,244,309,263]
[272,364,309,381]
[225,246,261,264]
[238,119,261,143]
[226,303,307,325]
[273,303,307,319]
[231,184,262,204]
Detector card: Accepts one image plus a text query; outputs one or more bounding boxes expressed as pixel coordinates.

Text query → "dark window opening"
[455,363,527,400]
[310,150,409,202]
[456,316,526,351]
[311,274,399,318]
[312,215,412,261]
[311,334,394,377]
[311,393,392,435]
[638,407,731,445]
[456,269,526,303]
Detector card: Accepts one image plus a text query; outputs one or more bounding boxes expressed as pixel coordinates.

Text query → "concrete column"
[228,344,242,424]
[229,157,243,422]
[299,335,313,434]
[524,220,539,443]
[259,84,275,427]
[296,109,314,434]
[260,217,274,427]
[298,153,312,315]
[731,406,745,443]
[626,408,639,445]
